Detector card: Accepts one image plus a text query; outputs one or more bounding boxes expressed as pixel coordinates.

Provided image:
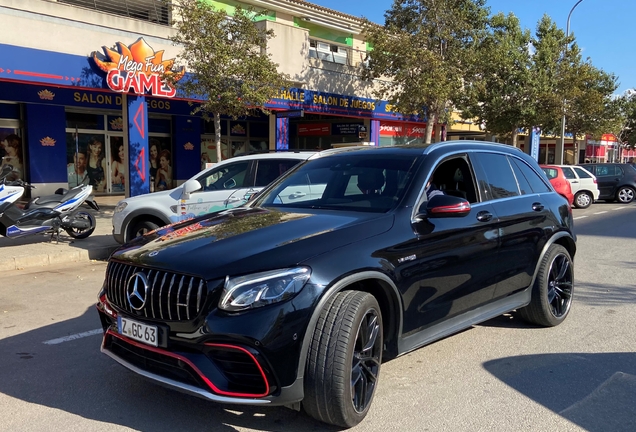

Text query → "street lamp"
[558,0,585,165]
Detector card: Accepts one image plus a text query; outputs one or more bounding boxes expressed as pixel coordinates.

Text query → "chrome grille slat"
[176,275,185,321]
[151,271,160,319]
[105,263,207,322]
[159,273,168,319]
[185,278,194,320]
[167,274,176,320]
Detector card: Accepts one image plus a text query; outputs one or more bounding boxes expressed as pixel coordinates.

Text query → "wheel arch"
[297,271,403,380]
[529,232,576,290]
[123,210,170,242]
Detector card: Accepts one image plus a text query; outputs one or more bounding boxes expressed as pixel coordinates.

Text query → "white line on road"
[573,216,588,220]
[43,328,102,345]
[613,207,627,210]
[593,211,608,215]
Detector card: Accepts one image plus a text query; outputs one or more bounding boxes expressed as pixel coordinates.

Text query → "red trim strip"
[105,329,269,398]
[430,202,471,214]
[13,70,64,80]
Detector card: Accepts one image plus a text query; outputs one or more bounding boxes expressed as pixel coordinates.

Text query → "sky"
[310,0,635,95]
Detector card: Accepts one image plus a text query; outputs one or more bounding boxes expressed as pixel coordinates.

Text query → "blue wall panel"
[25,104,67,183]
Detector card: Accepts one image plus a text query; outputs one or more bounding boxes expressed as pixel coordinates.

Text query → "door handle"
[290,192,306,199]
[532,202,544,211]
[476,211,493,222]
[571,181,579,183]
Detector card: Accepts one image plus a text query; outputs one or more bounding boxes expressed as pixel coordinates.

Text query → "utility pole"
[558,0,585,165]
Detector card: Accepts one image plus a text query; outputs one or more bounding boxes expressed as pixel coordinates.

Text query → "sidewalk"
[0,195,124,271]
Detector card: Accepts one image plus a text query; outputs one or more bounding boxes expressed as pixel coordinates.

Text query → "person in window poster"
[1,134,23,181]
[155,149,172,191]
[67,148,89,188]
[86,137,107,192]
[111,140,126,193]
[149,139,160,182]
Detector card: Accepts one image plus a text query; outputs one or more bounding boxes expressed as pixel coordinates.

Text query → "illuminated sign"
[91,38,185,98]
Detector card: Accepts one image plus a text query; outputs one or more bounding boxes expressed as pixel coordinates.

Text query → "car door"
[397,154,501,335]
[182,160,251,218]
[225,158,304,206]
[472,152,551,300]
[591,164,619,199]
[560,166,579,194]
[572,166,599,197]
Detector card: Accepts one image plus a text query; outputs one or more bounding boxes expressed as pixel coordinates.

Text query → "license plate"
[118,316,158,347]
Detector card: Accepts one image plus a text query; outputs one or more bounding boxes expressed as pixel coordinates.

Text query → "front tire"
[616,186,635,203]
[65,211,96,239]
[130,220,160,240]
[303,291,383,428]
[574,191,592,209]
[518,244,573,327]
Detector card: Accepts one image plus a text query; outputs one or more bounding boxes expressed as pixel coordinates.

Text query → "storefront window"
[66,112,104,130]
[66,133,106,191]
[1,129,24,181]
[149,136,173,191]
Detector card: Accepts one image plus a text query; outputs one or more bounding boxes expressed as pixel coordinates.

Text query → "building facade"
[0,0,428,197]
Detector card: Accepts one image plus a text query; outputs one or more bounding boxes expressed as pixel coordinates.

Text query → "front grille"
[106,261,207,321]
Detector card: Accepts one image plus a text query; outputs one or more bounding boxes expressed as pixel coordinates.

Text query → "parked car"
[540,165,574,206]
[97,142,576,428]
[578,163,636,203]
[112,151,316,243]
[559,165,600,209]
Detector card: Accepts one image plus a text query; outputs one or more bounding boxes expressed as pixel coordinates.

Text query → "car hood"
[110,207,394,279]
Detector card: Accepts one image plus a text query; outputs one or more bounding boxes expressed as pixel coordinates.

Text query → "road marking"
[613,207,626,210]
[594,211,608,215]
[43,328,102,345]
[573,216,588,220]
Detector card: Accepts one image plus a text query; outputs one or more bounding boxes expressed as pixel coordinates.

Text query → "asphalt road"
[0,201,635,431]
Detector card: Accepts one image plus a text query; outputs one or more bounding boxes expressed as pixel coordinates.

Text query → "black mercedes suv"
[96,142,576,428]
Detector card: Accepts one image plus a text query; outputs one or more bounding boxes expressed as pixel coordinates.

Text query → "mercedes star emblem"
[126,272,149,311]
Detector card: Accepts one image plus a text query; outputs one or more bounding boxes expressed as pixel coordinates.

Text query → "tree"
[362,0,490,144]
[166,0,289,162]
[458,12,533,147]
[605,91,636,148]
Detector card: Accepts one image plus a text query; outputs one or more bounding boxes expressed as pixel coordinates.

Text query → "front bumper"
[96,293,311,406]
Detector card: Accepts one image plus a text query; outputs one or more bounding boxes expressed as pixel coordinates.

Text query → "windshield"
[253,153,420,212]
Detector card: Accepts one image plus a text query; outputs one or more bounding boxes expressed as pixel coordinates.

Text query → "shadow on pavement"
[484,352,636,432]
[0,307,335,432]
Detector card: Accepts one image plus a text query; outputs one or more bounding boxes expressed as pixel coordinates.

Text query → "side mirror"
[181,179,202,200]
[414,195,471,221]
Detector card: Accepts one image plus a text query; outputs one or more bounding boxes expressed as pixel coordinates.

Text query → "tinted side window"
[514,159,551,193]
[615,165,624,176]
[254,159,301,187]
[476,153,520,200]
[561,167,576,179]
[197,161,250,191]
[573,167,593,179]
[595,165,611,176]
[508,157,532,195]
[542,168,558,180]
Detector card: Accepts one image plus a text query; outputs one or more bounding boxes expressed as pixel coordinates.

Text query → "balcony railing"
[57,0,170,25]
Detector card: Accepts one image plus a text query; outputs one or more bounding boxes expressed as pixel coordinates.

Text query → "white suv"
[558,165,600,209]
[112,151,315,244]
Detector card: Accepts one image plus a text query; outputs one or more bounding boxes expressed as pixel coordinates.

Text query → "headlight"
[114,201,128,214]
[219,267,311,312]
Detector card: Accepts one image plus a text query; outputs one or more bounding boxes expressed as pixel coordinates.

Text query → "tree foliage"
[362,0,490,143]
[605,91,636,147]
[166,0,289,161]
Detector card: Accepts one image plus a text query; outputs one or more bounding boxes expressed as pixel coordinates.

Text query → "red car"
[541,165,574,206]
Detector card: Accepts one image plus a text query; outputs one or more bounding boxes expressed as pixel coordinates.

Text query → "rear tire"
[303,291,383,428]
[65,211,96,239]
[518,244,573,327]
[130,220,160,240]
[574,191,592,209]
[616,186,635,203]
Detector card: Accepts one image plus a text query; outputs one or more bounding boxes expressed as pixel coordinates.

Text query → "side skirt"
[398,288,532,356]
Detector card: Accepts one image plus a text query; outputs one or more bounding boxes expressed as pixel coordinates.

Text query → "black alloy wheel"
[519,244,573,327]
[303,291,383,428]
[131,220,160,240]
[351,308,382,413]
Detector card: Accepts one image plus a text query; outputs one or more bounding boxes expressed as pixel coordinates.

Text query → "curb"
[0,245,119,271]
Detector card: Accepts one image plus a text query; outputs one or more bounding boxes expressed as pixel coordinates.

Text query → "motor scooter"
[0,168,99,241]
[0,164,24,204]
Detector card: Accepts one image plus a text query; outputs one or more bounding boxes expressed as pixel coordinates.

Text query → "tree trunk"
[511,128,519,148]
[214,112,222,162]
[425,112,437,144]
